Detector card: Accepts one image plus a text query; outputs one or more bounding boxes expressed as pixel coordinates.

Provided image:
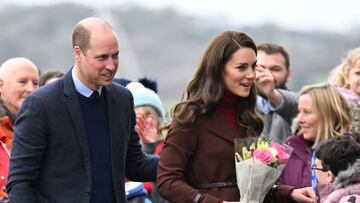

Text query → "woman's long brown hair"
[171,31,263,137]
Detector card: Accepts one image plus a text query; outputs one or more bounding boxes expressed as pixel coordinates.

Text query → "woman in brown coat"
[157,31,317,203]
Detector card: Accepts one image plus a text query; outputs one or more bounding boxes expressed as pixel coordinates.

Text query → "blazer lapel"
[207,110,243,144]
[105,85,123,168]
[62,71,91,180]
[105,85,119,139]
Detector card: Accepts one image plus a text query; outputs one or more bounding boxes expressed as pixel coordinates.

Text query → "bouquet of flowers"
[234,137,292,203]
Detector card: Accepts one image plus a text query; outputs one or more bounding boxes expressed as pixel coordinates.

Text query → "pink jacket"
[324,181,360,203]
[323,159,360,203]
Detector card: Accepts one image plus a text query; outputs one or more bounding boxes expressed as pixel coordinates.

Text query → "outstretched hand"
[255,66,276,97]
[135,111,158,143]
[291,187,317,203]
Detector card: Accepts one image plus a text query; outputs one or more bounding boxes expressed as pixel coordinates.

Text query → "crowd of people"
[0,16,359,203]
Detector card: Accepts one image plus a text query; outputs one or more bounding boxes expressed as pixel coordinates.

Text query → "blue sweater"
[79,91,114,203]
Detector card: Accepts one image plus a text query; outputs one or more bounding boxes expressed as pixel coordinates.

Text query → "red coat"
[0,116,12,199]
[0,135,10,192]
[0,116,14,150]
[157,110,293,203]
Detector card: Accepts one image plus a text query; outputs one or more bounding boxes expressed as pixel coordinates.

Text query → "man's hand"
[255,66,276,97]
[255,66,283,107]
[291,187,317,203]
[135,111,158,143]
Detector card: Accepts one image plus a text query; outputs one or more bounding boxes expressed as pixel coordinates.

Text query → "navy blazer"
[7,70,159,203]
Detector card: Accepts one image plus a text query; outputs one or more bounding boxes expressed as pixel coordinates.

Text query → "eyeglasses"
[311,167,329,172]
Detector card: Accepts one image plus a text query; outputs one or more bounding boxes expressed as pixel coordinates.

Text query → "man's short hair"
[72,24,91,54]
[72,18,113,55]
[257,43,290,69]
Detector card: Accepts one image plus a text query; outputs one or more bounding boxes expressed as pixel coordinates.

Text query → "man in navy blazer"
[6,17,159,203]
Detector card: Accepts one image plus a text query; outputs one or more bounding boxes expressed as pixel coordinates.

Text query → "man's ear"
[286,69,291,81]
[326,171,336,183]
[73,46,82,62]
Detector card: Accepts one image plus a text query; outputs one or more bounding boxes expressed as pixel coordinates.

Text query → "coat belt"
[196,181,237,189]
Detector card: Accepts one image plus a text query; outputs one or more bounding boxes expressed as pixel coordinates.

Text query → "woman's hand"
[290,187,317,203]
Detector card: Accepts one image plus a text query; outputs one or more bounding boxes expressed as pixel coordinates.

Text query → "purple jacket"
[277,135,313,188]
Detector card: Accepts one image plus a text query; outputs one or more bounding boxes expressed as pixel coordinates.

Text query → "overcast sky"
[1,0,360,33]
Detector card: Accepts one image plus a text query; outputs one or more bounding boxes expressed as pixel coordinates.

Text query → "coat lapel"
[207,110,243,144]
[62,71,91,179]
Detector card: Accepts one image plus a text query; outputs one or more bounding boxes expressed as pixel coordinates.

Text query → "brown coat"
[157,109,294,203]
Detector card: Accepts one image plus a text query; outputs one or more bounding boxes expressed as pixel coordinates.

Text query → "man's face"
[75,28,119,90]
[0,64,39,115]
[256,51,290,88]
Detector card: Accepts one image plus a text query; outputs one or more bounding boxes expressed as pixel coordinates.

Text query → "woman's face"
[314,159,334,184]
[297,94,320,141]
[221,47,256,97]
[347,61,360,96]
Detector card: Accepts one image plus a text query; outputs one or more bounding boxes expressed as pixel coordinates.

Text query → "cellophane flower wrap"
[234,137,293,203]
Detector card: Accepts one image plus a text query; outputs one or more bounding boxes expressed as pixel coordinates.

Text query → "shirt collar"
[72,67,102,98]
[257,95,270,114]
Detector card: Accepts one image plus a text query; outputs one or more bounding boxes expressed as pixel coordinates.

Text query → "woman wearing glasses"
[314,135,360,203]
[277,83,351,201]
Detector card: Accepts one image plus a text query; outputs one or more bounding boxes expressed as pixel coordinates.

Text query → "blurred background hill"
[0,2,359,104]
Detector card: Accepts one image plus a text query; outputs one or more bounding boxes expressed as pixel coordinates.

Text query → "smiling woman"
[277,82,351,201]
[155,30,310,203]
[221,46,256,98]
[156,31,265,203]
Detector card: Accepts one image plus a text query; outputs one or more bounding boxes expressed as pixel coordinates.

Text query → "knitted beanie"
[126,82,166,121]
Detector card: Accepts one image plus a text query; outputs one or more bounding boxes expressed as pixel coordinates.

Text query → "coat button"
[85,192,90,196]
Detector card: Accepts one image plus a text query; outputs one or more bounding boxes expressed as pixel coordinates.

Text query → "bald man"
[7,17,159,203]
[0,57,39,149]
[0,58,39,120]
[0,57,39,200]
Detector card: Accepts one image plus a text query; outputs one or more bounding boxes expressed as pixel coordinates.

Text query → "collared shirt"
[71,68,102,98]
[256,95,284,115]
